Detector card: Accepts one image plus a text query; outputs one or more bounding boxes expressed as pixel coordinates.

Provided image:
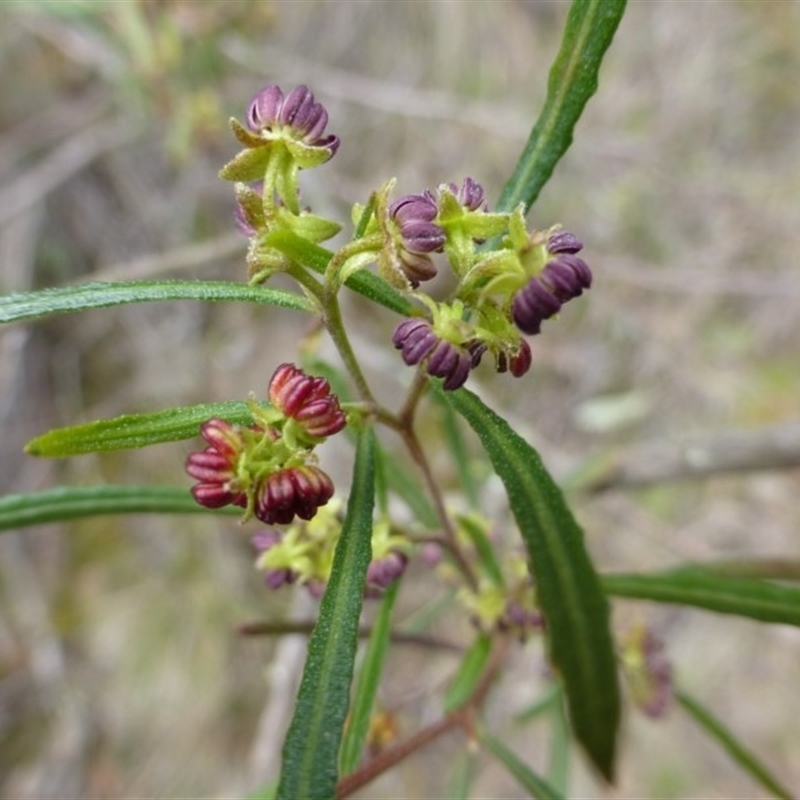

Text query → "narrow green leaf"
[0,279,312,324]
[0,485,239,531]
[446,387,620,781]
[548,686,571,796]
[448,752,477,800]
[339,579,399,776]
[495,0,627,214]
[264,230,415,316]
[601,568,800,627]
[443,632,492,713]
[514,683,561,725]
[26,400,260,457]
[457,513,505,588]
[676,690,792,800]
[478,727,565,800]
[277,426,375,800]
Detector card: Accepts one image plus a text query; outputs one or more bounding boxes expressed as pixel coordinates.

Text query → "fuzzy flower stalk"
[185,364,345,526]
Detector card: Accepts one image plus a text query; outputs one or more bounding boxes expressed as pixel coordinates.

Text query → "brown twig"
[334,634,511,798]
[236,620,464,653]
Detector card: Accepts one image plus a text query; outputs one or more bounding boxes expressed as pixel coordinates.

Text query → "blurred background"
[1,1,799,797]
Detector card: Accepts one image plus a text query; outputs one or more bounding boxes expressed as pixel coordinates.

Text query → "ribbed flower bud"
[512,252,592,336]
[268,363,346,439]
[255,465,335,525]
[392,318,479,391]
[247,84,339,157]
[443,176,486,212]
[387,193,446,286]
[185,419,250,509]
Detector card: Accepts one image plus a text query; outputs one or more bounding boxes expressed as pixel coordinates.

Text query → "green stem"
[323,234,384,297]
[322,295,377,406]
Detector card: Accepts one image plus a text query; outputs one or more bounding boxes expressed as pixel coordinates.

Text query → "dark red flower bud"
[255,465,335,525]
[186,419,249,509]
[268,363,346,439]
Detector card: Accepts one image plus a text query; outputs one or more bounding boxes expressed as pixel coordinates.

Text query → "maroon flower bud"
[247,84,340,157]
[494,339,532,377]
[255,465,335,525]
[185,419,248,509]
[509,339,532,377]
[268,363,346,439]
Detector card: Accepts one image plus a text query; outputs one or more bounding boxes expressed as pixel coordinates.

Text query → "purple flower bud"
[246,84,340,156]
[512,279,564,336]
[426,340,472,391]
[388,192,446,286]
[392,318,476,391]
[444,177,486,212]
[399,220,447,255]
[389,193,438,225]
[366,551,408,596]
[248,85,284,131]
[392,319,439,365]
[547,229,583,255]
[541,254,592,301]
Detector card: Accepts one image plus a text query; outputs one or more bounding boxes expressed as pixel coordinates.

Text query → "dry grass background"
[1,1,799,798]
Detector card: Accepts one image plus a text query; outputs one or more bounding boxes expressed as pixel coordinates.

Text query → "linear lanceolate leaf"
[479,727,565,800]
[494,0,628,214]
[676,691,792,800]
[0,280,313,324]
[26,400,259,457]
[446,387,620,781]
[602,567,800,628]
[277,426,375,800]
[338,579,399,776]
[0,485,239,531]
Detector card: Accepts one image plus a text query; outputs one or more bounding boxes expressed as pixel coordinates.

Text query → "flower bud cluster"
[220,84,342,283]
[251,506,411,598]
[374,177,592,392]
[432,515,543,640]
[185,364,345,526]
